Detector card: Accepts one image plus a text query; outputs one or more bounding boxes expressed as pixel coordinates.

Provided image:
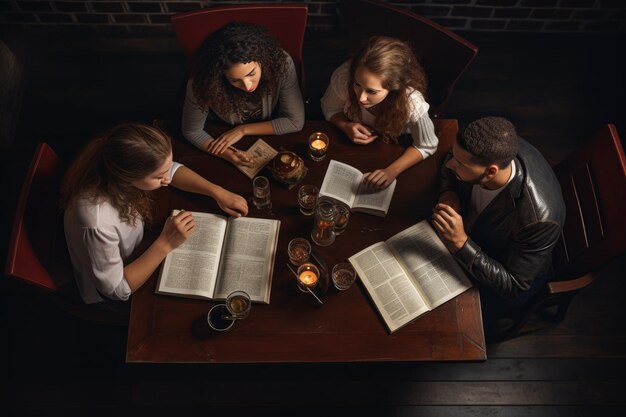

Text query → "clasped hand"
[346,122,378,145]
[431,203,467,253]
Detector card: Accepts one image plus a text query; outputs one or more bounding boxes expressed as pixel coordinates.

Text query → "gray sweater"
[182,52,305,149]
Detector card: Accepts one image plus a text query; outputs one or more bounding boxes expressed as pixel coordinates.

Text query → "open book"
[156,211,280,304]
[235,138,278,179]
[348,220,472,333]
[319,160,397,217]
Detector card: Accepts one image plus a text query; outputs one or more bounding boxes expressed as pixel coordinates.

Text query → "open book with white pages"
[319,159,397,217]
[348,220,472,333]
[156,210,280,304]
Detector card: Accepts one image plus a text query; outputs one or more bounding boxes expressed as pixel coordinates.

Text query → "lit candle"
[308,132,330,162]
[310,139,327,150]
[298,269,319,287]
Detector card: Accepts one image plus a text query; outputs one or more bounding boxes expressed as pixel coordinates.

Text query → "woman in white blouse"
[62,123,248,306]
[321,36,439,190]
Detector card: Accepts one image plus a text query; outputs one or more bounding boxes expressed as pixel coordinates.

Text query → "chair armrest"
[547,272,596,294]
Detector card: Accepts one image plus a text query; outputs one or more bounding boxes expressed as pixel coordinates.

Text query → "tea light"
[299,270,318,287]
[308,132,329,162]
[310,139,327,151]
[297,263,320,290]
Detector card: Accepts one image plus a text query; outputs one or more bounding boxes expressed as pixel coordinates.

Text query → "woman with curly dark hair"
[62,123,248,306]
[321,36,439,190]
[182,22,305,167]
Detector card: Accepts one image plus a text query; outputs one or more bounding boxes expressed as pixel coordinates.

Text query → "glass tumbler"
[311,199,336,246]
[252,176,272,211]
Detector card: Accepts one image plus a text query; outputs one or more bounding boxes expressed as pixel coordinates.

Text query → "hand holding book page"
[319,160,397,217]
[235,138,278,179]
[349,220,472,333]
[156,211,280,303]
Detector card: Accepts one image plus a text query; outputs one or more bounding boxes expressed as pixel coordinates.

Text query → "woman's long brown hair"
[346,36,428,141]
[61,123,172,226]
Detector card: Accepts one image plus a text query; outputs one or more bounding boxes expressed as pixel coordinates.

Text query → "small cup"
[296,262,320,293]
[332,262,356,291]
[208,304,235,331]
[298,185,319,216]
[252,175,272,211]
[333,203,350,235]
[311,198,336,246]
[308,132,329,162]
[288,237,311,266]
[225,290,251,320]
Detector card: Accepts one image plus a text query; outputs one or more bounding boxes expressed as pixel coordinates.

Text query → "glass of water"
[252,176,272,211]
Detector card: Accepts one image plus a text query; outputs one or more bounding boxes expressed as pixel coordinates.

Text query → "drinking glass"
[308,132,329,162]
[225,290,252,320]
[333,203,350,235]
[288,238,311,266]
[252,175,272,211]
[207,304,235,331]
[332,263,356,291]
[298,185,319,215]
[311,198,336,246]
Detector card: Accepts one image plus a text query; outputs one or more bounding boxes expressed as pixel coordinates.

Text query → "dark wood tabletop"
[126,119,486,363]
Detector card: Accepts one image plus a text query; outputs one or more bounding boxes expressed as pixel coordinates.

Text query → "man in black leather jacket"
[432,117,565,332]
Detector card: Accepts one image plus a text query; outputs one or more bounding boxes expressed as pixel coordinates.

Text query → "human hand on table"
[344,122,378,144]
[214,188,249,218]
[362,168,397,190]
[206,126,246,155]
[431,203,467,253]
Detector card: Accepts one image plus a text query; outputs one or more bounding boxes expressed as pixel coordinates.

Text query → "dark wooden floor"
[1,31,625,415]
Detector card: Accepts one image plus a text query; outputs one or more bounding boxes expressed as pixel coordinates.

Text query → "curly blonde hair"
[61,123,172,226]
[346,36,428,141]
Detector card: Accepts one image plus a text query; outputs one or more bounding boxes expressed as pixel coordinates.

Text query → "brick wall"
[0,0,624,35]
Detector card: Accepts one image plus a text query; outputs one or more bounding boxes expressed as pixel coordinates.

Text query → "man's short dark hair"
[458,117,518,168]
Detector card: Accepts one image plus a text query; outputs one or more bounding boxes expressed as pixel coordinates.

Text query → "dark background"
[1,1,626,415]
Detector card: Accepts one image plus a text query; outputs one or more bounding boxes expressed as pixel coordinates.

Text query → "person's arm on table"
[210,54,304,155]
[432,202,562,298]
[363,112,438,190]
[182,79,254,167]
[124,210,195,292]
[171,165,249,217]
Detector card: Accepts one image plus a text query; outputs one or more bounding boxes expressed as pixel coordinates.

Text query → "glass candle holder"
[308,132,329,162]
[311,199,336,246]
[296,262,320,293]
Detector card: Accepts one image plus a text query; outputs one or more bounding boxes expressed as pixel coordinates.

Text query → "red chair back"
[170,3,308,86]
[341,0,478,118]
[552,124,626,279]
[5,143,73,292]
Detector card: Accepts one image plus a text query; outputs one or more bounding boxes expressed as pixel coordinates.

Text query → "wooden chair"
[170,3,308,90]
[499,124,626,339]
[340,0,478,118]
[5,143,127,325]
